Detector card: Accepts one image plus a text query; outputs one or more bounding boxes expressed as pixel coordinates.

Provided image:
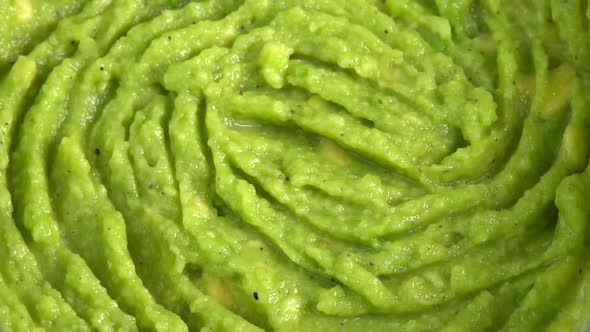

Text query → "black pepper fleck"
[95,148,101,155]
[253,292,259,300]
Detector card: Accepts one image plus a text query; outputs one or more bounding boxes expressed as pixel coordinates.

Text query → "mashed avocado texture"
[1,0,590,331]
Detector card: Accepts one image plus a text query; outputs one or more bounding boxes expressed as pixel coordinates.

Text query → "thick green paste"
[1,0,590,331]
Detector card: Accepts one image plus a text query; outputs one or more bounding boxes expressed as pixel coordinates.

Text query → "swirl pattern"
[1,0,590,331]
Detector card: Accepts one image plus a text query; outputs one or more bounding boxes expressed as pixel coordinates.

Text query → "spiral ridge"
[1,0,590,331]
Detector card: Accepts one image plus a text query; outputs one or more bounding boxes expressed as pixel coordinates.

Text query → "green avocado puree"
[1,0,590,331]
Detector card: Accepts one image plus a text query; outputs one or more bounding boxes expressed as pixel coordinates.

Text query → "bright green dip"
[1,0,590,331]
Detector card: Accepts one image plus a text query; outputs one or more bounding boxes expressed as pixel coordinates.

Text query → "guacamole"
[1,0,589,331]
